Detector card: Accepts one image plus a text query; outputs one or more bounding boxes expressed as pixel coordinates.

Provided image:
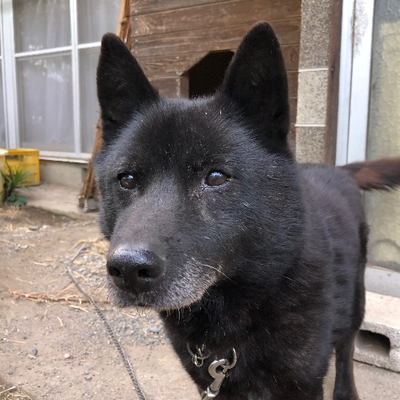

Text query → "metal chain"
[66,243,147,400]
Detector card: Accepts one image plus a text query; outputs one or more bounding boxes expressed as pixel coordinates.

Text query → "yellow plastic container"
[0,148,40,187]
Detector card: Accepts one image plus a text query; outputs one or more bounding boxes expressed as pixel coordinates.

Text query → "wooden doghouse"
[130,0,301,147]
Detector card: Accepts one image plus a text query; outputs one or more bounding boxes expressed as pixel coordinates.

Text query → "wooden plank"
[289,98,297,124]
[146,79,296,124]
[138,52,208,78]
[281,45,299,73]
[131,0,230,16]
[324,0,342,165]
[288,123,296,154]
[136,45,299,79]
[287,71,299,98]
[149,77,182,98]
[130,0,301,37]
[117,0,132,43]
[131,19,301,57]
[148,71,298,101]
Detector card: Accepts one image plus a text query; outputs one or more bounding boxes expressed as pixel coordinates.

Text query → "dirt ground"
[0,205,399,400]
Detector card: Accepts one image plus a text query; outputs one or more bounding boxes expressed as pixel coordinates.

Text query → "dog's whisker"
[202,262,237,284]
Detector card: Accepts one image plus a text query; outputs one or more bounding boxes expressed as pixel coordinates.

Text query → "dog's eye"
[119,173,136,190]
[205,171,229,187]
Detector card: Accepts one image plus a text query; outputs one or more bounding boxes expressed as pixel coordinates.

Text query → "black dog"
[95,22,400,400]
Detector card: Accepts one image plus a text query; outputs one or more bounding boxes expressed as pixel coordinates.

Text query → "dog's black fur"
[94,23,400,400]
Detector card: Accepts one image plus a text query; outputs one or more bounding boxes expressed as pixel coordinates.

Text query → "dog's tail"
[340,158,400,191]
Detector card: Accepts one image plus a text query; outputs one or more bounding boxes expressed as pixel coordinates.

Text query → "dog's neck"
[161,281,268,358]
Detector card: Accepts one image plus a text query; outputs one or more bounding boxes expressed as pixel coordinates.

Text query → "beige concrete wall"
[295,0,332,163]
[39,160,87,187]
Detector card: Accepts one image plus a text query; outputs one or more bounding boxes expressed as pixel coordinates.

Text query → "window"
[364,0,400,274]
[0,0,121,157]
[336,0,400,297]
[0,35,6,148]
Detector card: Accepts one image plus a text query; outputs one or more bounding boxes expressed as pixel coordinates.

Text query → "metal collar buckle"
[187,343,211,367]
[200,348,237,400]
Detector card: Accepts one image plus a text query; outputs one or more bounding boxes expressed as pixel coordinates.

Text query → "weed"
[1,163,35,206]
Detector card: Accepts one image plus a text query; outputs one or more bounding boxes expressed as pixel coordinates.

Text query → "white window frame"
[1,0,101,160]
[2,0,19,148]
[336,0,375,166]
[0,2,6,147]
[336,0,400,298]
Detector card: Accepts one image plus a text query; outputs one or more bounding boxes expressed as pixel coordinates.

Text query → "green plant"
[1,163,35,206]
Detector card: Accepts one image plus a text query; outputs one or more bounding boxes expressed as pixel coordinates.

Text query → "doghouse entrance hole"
[355,329,391,358]
[186,51,234,98]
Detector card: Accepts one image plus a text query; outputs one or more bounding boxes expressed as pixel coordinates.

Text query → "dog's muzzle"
[106,247,166,293]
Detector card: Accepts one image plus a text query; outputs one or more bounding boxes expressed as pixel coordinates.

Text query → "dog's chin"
[106,277,210,311]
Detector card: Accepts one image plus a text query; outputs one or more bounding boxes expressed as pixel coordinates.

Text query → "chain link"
[66,243,147,400]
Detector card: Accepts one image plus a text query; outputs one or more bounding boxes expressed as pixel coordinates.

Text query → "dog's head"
[95,23,303,310]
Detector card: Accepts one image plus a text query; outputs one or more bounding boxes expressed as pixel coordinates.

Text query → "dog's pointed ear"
[220,23,290,154]
[97,33,159,141]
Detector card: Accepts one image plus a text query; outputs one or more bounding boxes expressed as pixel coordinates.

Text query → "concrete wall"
[39,159,87,187]
[295,0,332,163]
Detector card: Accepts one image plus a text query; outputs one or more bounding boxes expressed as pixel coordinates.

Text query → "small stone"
[9,387,17,393]
[8,370,13,375]
[29,226,39,231]
[31,348,38,356]
[149,326,160,334]
[23,336,27,340]
[20,245,28,249]
[64,353,71,359]
[85,376,92,381]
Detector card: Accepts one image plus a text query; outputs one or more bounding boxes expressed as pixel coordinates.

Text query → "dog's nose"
[106,248,165,293]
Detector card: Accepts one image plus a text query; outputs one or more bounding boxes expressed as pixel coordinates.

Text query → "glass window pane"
[78,0,121,44]
[14,0,71,53]
[17,54,74,152]
[365,0,400,272]
[0,66,5,148]
[79,47,100,153]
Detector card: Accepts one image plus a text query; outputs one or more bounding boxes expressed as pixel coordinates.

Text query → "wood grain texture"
[287,71,299,98]
[288,123,296,154]
[136,45,299,79]
[130,0,301,37]
[131,0,228,15]
[146,72,298,101]
[138,52,209,78]
[131,20,301,57]
[149,77,183,98]
[281,45,299,72]
[290,98,298,124]
[128,0,301,145]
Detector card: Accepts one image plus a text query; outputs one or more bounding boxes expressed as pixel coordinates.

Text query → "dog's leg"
[333,336,359,400]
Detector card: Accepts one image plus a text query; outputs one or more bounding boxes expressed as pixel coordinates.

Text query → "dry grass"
[0,206,22,220]
[8,238,110,306]
[0,378,33,400]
